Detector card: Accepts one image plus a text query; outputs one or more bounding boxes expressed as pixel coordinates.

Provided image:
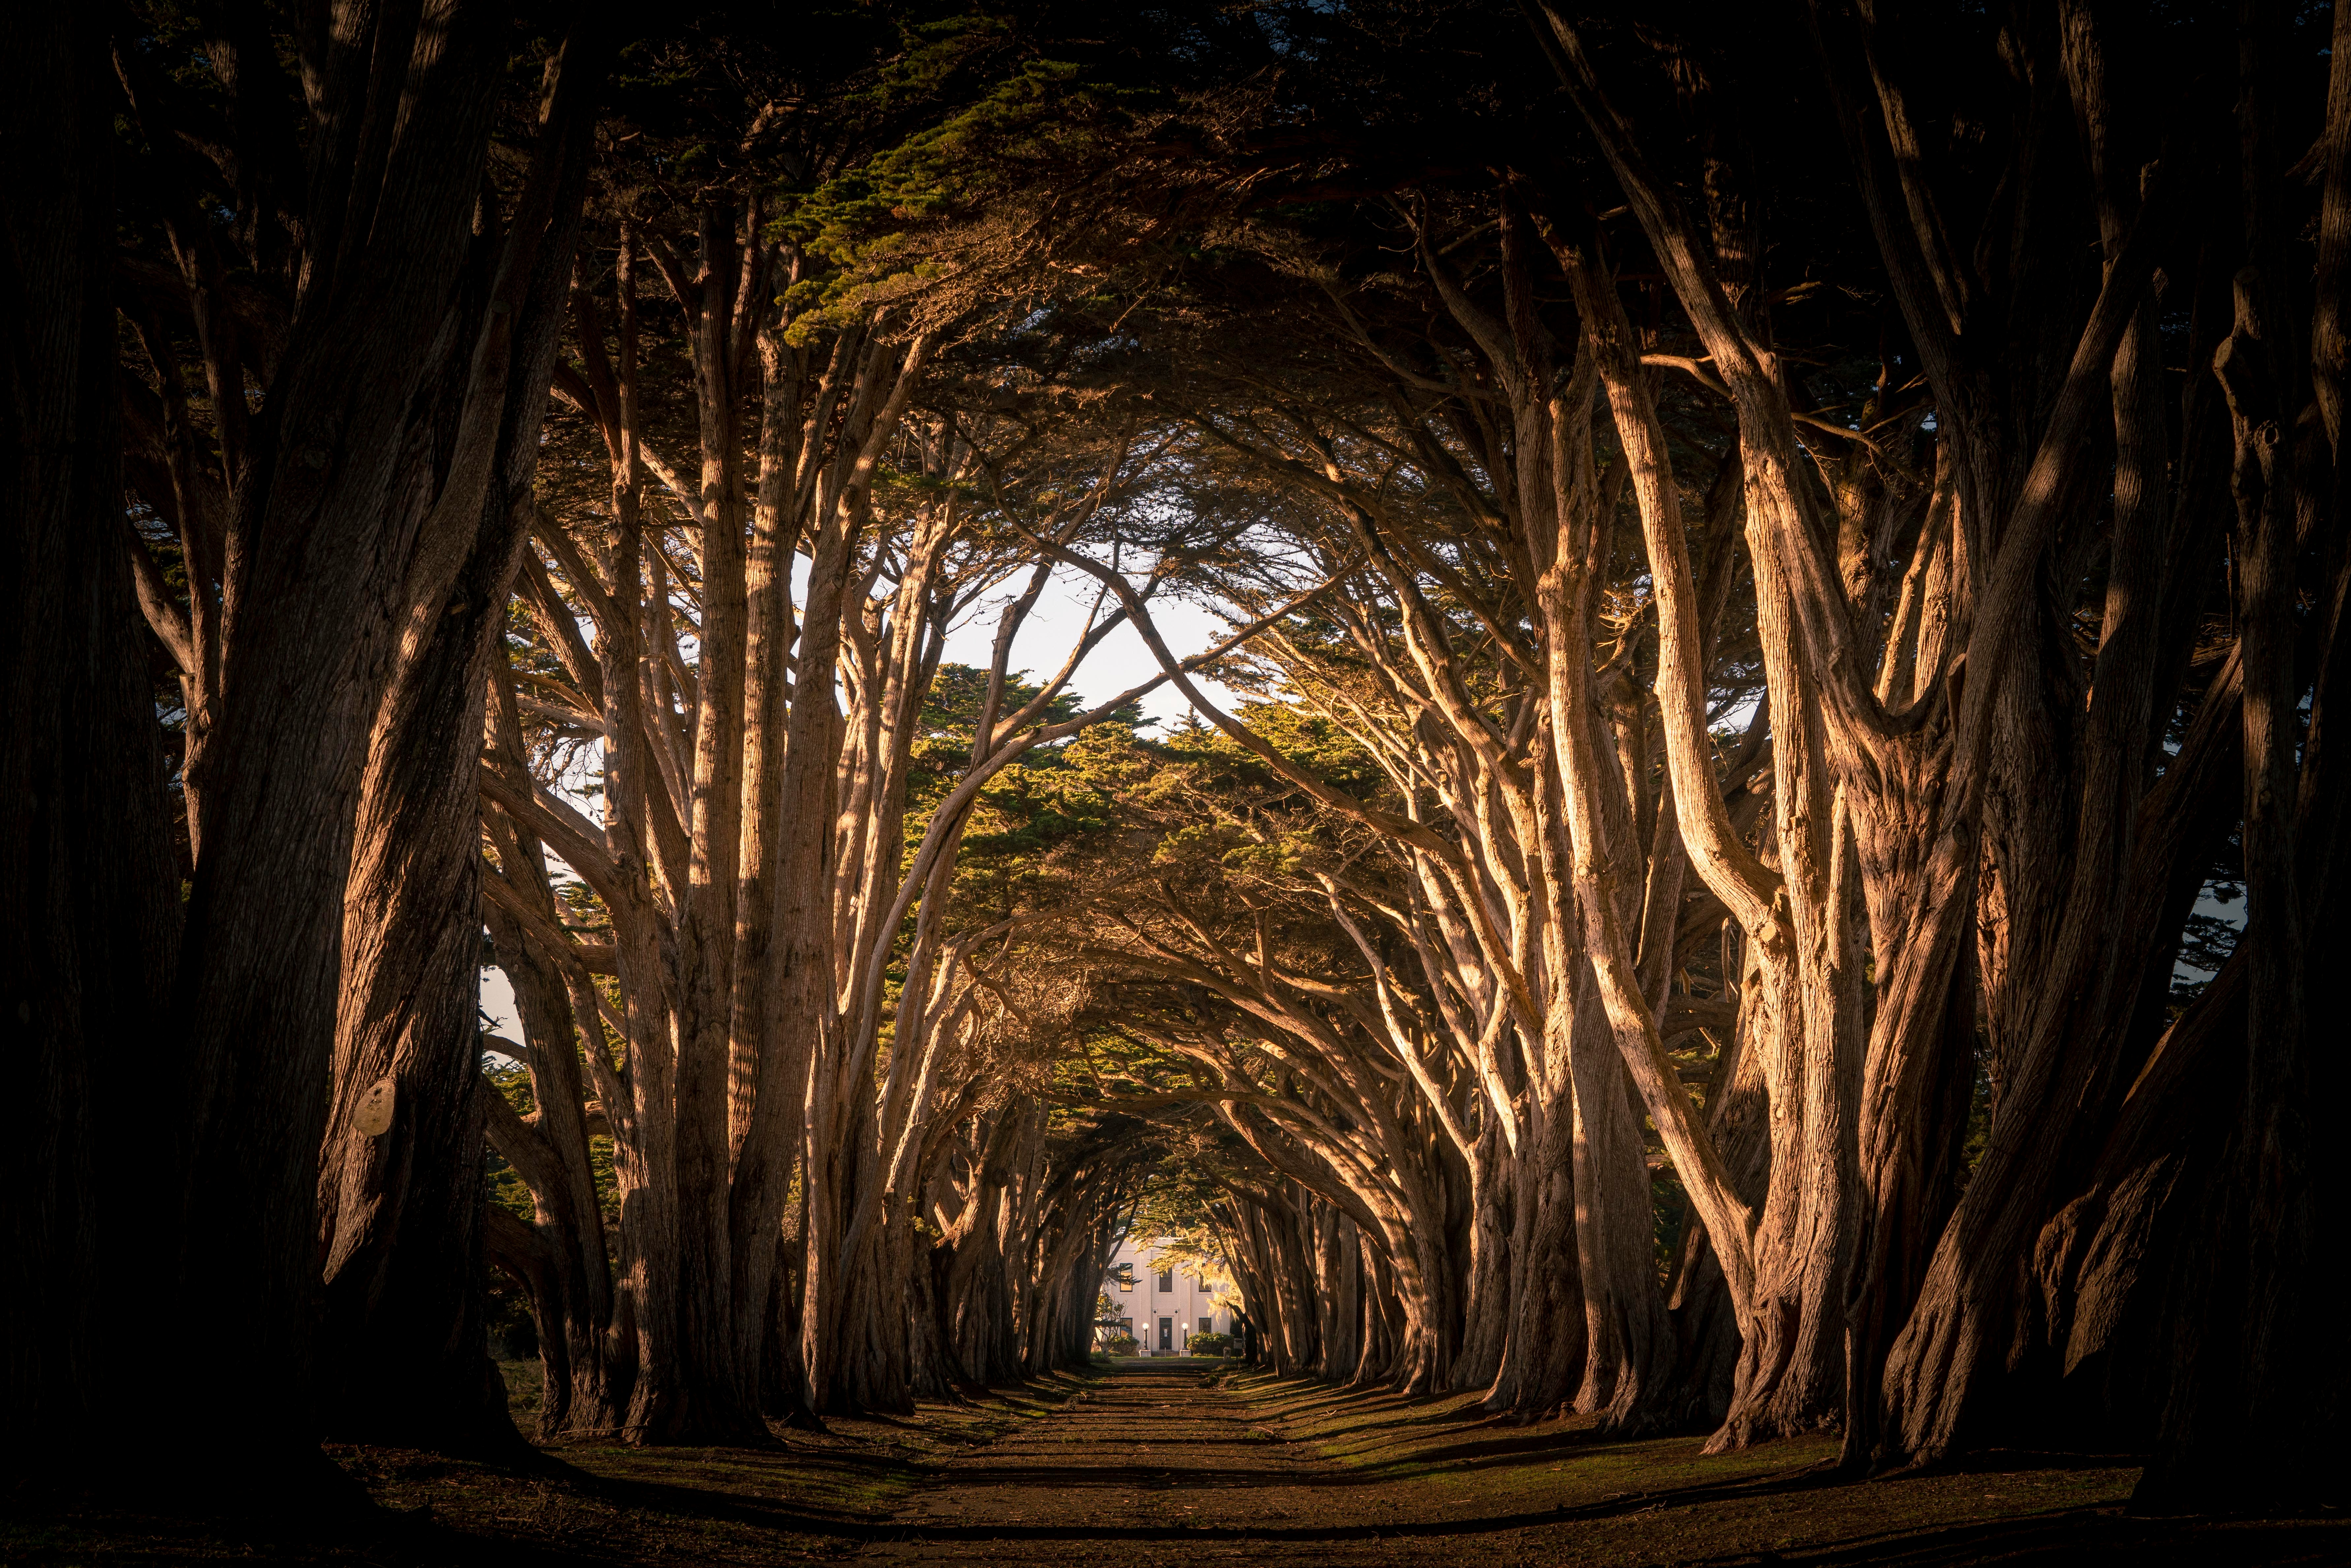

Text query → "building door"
[1158,1316,1172,1351]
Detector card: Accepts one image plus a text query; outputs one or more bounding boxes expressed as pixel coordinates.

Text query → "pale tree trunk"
[1542,123,1881,1453]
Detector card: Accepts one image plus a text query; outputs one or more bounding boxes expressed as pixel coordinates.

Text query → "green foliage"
[776,14,1160,339]
[1651,1165,1688,1284]
[1150,703,1384,797]
[898,664,1150,925]
[483,1060,537,1225]
[1187,1331,1234,1356]
[482,1053,620,1231]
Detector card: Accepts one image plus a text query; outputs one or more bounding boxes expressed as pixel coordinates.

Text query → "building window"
[1119,1278,1131,1292]
[1199,1316,1212,1335]
[1156,1268,1173,1293]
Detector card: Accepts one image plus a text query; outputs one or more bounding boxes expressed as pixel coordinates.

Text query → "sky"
[934,561,1248,727]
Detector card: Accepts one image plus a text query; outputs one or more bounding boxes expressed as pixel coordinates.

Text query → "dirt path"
[857,1359,1398,1564]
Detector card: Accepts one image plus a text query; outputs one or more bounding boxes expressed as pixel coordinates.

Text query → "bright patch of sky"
[935,559,1247,729]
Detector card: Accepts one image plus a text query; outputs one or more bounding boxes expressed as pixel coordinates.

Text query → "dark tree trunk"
[317,488,539,1457]
[0,2,180,1479]
[1448,1126,1513,1388]
[2137,81,2351,1488]
[1568,1002,1680,1434]
[2038,959,2245,1449]
[313,29,603,1456]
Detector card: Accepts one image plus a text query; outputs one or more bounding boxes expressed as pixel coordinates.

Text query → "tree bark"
[316,29,603,1454]
[0,2,181,1479]
[164,0,514,1477]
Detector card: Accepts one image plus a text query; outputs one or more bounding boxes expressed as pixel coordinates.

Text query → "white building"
[1099,1233,1236,1354]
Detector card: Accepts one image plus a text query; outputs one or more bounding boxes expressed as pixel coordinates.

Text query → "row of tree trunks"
[1494,0,2348,1496]
[478,197,1260,1427]
[1059,195,1767,1430]
[1080,12,2333,1499]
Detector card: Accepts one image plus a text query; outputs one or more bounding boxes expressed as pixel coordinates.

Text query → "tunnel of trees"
[5,0,2344,1522]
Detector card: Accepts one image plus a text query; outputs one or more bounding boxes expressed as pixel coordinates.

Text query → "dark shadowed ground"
[3,1360,2341,1564]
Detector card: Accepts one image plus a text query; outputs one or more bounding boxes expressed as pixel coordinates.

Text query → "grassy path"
[856,1358,1347,1561]
[854,1360,2345,1566]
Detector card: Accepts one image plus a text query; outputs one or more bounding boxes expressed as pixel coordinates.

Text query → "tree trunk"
[0,2,181,1478]
[1482,1087,1586,1416]
[168,4,510,1478]
[1447,1125,1514,1389]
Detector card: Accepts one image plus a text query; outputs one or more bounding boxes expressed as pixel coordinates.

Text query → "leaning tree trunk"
[315,35,602,1453]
